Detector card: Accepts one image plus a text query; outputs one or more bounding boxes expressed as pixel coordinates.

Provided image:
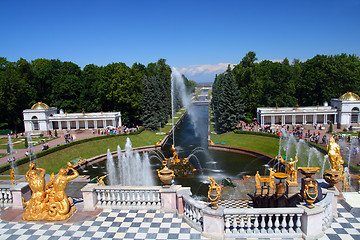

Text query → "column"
[303,115,306,124]
[313,114,317,124]
[59,121,62,130]
[85,120,89,129]
[118,116,122,127]
[271,116,275,125]
[76,120,79,129]
[324,114,328,124]
[94,120,97,129]
[282,115,285,125]
[103,120,106,128]
[292,115,295,125]
[261,116,265,126]
[67,121,70,130]
[334,114,337,124]
[81,184,98,210]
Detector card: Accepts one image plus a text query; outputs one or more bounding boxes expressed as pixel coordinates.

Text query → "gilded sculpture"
[207,177,221,209]
[287,157,298,184]
[22,162,79,221]
[10,168,15,185]
[327,137,344,174]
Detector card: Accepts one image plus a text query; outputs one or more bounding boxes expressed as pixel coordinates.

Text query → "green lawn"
[13,130,164,175]
[11,109,186,175]
[211,132,280,157]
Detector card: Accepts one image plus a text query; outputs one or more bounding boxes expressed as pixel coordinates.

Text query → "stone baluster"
[274,214,281,233]
[267,214,274,233]
[281,213,288,233]
[260,214,267,233]
[253,214,260,234]
[246,215,253,234]
[232,215,238,234]
[239,215,246,234]
[296,213,302,233]
[225,216,231,233]
[288,214,295,233]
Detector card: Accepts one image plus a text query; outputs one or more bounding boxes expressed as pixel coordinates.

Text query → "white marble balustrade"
[182,194,206,232]
[224,207,304,239]
[0,185,13,207]
[317,190,336,231]
[94,186,161,209]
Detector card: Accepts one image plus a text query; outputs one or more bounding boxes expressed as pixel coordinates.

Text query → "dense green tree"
[212,66,244,133]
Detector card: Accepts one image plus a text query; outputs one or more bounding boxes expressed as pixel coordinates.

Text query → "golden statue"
[170,145,180,164]
[10,168,15,185]
[22,163,47,220]
[22,162,79,221]
[269,168,276,188]
[90,174,108,186]
[287,157,298,183]
[207,177,221,209]
[255,171,261,189]
[327,137,344,175]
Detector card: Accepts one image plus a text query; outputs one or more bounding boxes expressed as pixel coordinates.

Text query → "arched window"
[351,107,359,123]
[32,116,39,130]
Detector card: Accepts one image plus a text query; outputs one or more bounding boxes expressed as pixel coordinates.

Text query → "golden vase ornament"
[207,177,221,209]
[157,166,175,187]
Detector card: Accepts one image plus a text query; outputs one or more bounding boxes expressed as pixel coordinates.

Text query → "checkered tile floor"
[0,203,359,239]
[218,199,253,208]
[319,203,360,240]
[0,209,208,240]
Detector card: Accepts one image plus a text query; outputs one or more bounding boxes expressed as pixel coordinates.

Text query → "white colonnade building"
[23,102,122,133]
[257,92,360,128]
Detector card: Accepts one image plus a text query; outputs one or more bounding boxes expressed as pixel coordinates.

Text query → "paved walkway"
[0,203,359,240]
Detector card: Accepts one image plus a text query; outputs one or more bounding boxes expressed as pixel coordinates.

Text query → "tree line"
[0,57,196,132]
[212,52,360,133]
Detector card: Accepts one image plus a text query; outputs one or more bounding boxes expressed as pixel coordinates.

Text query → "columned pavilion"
[257,92,360,128]
[23,102,122,133]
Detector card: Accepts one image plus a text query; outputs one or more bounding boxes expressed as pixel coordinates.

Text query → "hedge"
[0,127,145,173]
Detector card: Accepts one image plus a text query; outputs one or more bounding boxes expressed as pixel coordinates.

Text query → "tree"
[212,65,245,133]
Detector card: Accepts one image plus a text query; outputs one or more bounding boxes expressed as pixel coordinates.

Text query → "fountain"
[7,134,15,170]
[105,138,154,186]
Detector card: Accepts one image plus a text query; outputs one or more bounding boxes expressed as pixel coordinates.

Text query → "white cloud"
[177,63,236,76]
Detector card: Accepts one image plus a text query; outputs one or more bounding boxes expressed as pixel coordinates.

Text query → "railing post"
[10,182,31,209]
[81,184,98,210]
[299,205,325,240]
[176,187,192,215]
[202,206,225,239]
[159,185,180,210]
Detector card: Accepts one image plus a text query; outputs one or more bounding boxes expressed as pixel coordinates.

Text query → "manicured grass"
[10,109,187,175]
[211,132,280,157]
[13,130,164,175]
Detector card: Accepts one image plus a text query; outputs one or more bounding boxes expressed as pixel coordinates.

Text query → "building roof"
[339,92,360,101]
[30,102,50,110]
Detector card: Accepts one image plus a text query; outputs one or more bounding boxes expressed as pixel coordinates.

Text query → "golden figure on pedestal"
[207,177,221,209]
[327,137,344,174]
[10,168,15,185]
[22,162,79,221]
[287,157,298,184]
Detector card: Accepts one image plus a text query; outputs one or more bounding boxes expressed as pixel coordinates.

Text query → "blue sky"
[1,0,359,82]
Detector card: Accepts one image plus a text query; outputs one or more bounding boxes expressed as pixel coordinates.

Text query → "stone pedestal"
[202,206,224,239]
[299,205,325,240]
[81,184,98,210]
[176,187,191,215]
[10,182,31,209]
[287,180,298,196]
[341,192,360,214]
[159,185,181,210]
